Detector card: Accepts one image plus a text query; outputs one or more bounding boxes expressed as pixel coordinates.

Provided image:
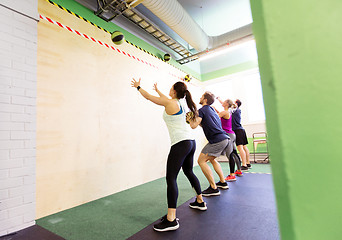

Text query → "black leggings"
[166,140,201,208]
[228,149,242,174]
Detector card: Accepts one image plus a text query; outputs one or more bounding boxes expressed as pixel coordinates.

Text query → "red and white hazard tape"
[39,14,185,79]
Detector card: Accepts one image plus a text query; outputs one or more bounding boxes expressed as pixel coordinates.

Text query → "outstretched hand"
[131,78,141,88]
[153,83,159,92]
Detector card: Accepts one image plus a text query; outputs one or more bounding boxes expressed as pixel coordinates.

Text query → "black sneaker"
[160,215,179,221]
[247,164,252,168]
[241,166,249,171]
[216,181,229,189]
[189,199,207,211]
[201,186,220,196]
[153,215,179,232]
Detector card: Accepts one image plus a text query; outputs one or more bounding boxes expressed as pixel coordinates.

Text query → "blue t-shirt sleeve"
[198,108,204,119]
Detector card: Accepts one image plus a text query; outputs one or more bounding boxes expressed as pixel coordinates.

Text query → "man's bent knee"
[198,153,210,164]
[209,158,217,164]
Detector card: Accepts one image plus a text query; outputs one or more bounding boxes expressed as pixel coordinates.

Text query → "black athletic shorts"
[234,129,248,146]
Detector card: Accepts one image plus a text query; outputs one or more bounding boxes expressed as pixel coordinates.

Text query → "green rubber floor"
[36,163,272,240]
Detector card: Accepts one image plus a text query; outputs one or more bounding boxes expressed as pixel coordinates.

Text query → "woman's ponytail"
[185,90,198,120]
[173,81,198,120]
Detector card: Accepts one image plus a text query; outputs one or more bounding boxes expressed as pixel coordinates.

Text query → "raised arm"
[212,106,220,114]
[131,78,169,106]
[213,104,228,118]
[218,110,230,119]
[216,96,224,104]
[153,83,168,98]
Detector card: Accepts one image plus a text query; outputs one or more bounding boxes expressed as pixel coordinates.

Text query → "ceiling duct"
[141,0,209,51]
[141,0,253,51]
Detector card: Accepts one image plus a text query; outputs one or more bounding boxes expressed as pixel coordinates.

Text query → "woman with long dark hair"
[131,78,206,232]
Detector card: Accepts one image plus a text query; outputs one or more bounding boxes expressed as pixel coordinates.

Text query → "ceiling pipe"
[177,34,254,63]
[209,24,253,49]
[141,0,253,52]
[127,0,145,8]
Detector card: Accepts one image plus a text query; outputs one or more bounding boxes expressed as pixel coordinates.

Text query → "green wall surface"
[250,1,342,240]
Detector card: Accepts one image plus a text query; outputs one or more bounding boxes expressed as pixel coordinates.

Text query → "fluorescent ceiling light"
[199,39,255,62]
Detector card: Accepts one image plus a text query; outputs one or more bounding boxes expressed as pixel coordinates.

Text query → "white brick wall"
[0,1,37,236]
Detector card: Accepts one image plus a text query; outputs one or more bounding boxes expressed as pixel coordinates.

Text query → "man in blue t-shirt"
[187,91,234,196]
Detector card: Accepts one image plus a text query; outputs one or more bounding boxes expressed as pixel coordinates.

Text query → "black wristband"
[137,86,141,91]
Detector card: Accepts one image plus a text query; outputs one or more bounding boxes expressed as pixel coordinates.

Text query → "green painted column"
[250,1,342,239]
